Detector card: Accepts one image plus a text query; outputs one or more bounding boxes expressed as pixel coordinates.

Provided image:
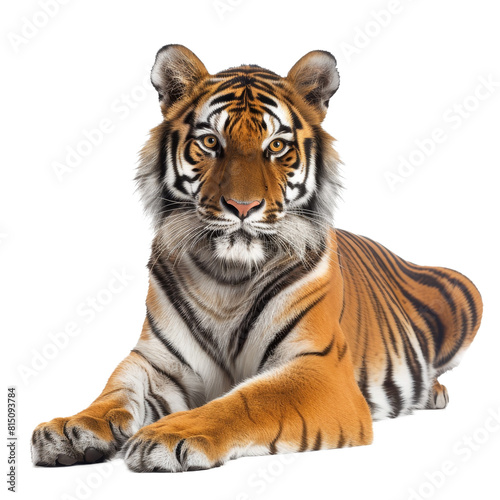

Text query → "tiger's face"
[138,45,341,268]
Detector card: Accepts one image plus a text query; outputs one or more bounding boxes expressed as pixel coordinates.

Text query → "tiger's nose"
[221,197,263,219]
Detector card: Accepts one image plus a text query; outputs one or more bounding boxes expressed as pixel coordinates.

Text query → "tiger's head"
[137,44,341,270]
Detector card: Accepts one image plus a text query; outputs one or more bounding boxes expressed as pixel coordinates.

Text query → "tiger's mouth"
[160,205,324,270]
[196,204,279,242]
[197,209,321,267]
[197,198,279,237]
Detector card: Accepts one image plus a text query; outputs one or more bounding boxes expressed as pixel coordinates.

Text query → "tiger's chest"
[148,251,333,402]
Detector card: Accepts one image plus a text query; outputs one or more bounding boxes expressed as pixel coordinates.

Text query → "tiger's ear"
[151,44,209,109]
[286,50,340,117]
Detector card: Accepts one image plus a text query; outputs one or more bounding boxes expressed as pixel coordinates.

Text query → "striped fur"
[31,45,482,472]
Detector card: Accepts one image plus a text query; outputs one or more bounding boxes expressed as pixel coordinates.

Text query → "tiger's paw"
[31,410,133,467]
[426,380,449,409]
[124,412,226,472]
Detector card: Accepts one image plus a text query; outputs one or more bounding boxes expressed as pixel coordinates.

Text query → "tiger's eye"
[203,135,218,149]
[269,139,285,153]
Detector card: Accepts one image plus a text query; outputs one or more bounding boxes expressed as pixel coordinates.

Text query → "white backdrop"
[2,0,499,499]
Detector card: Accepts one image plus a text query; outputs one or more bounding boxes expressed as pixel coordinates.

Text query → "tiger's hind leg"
[419,266,483,411]
[425,379,449,409]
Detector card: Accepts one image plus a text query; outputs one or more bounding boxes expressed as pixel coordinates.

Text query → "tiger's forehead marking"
[190,66,296,142]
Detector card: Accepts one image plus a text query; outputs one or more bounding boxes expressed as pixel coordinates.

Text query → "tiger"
[31,44,483,472]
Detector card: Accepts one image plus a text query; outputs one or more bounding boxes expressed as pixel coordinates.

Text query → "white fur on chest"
[146,251,331,402]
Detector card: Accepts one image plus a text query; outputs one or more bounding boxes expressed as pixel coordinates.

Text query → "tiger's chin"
[212,230,267,267]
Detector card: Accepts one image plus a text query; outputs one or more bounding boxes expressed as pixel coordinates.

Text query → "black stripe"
[155,123,169,183]
[109,422,126,446]
[277,124,292,135]
[352,289,377,414]
[132,349,191,409]
[168,130,200,195]
[152,259,217,351]
[337,428,346,448]
[210,92,237,106]
[269,421,283,455]
[259,293,327,370]
[144,442,160,466]
[62,421,72,444]
[145,371,172,417]
[339,233,401,356]
[340,231,433,363]
[150,259,234,382]
[337,341,348,362]
[297,409,308,452]
[404,261,478,328]
[150,392,171,417]
[312,430,322,451]
[359,422,365,442]
[239,392,256,424]
[172,89,210,122]
[392,259,457,317]
[256,92,277,107]
[145,398,160,423]
[435,310,469,368]
[296,332,335,358]
[357,233,444,362]
[290,108,303,130]
[169,130,182,192]
[383,354,403,418]
[257,104,284,124]
[183,110,195,126]
[207,101,233,121]
[175,439,186,465]
[337,248,346,323]
[343,238,423,405]
[157,187,192,223]
[286,180,307,202]
[109,420,130,445]
[251,71,281,80]
[399,321,424,405]
[231,258,319,359]
[183,141,199,166]
[300,137,313,199]
[43,429,54,444]
[146,312,192,369]
[340,234,406,417]
[124,438,141,459]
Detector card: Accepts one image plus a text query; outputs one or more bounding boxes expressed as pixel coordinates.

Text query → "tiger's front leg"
[124,329,373,472]
[31,343,201,467]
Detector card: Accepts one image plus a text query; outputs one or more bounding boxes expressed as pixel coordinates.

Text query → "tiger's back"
[336,229,483,420]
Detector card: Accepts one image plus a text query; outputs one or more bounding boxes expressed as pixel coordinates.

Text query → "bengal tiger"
[31,45,482,472]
